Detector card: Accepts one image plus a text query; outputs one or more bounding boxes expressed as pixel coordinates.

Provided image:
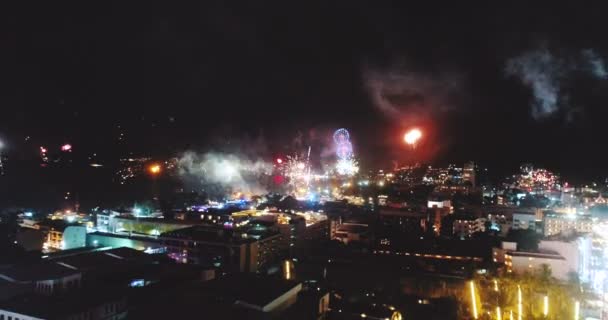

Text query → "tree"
[160,198,175,219]
[539,264,552,284]
[278,196,299,211]
[472,270,582,320]
[508,229,540,251]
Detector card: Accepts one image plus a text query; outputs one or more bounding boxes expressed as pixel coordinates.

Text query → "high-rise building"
[463,161,476,188]
[543,214,593,236]
[452,218,486,239]
[37,220,86,252]
[495,238,591,282]
[160,226,284,272]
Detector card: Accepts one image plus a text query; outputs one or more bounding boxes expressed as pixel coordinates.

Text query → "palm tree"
[539,264,552,284]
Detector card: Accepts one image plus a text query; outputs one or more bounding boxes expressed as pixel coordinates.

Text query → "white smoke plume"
[363,63,464,124]
[582,49,608,79]
[505,49,564,119]
[506,47,608,119]
[177,151,273,198]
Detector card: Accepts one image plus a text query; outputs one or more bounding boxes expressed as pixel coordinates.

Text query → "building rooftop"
[128,285,260,319]
[249,218,276,227]
[0,247,157,284]
[52,247,152,271]
[545,214,593,220]
[379,238,490,258]
[379,208,426,217]
[0,288,123,319]
[44,246,100,259]
[336,224,368,234]
[161,226,279,244]
[112,216,197,225]
[0,261,79,282]
[128,273,302,319]
[88,231,162,242]
[507,250,565,260]
[36,219,82,232]
[201,274,301,311]
[0,278,31,301]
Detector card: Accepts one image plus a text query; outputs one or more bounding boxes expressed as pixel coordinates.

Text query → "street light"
[517,285,523,320]
[470,281,479,319]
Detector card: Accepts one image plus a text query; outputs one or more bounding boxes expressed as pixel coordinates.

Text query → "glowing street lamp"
[470,281,478,319]
[284,260,291,280]
[517,285,523,320]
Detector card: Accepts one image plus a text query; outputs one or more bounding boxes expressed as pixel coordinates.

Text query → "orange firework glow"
[148,164,162,175]
[404,128,422,145]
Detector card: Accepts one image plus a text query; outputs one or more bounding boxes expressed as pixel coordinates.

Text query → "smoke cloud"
[177,151,273,198]
[505,48,608,119]
[362,63,464,124]
[582,49,608,79]
[505,49,564,119]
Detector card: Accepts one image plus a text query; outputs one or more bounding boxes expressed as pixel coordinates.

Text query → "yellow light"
[510,310,513,320]
[574,301,580,320]
[404,128,422,145]
[361,313,367,318]
[517,285,523,320]
[148,164,161,175]
[284,260,291,280]
[543,295,549,317]
[494,279,499,292]
[496,306,502,320]
[470,281,478,319]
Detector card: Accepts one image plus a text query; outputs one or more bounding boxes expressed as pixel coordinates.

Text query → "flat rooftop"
[53,247,153,270]
[112,216,198,225]
[88,231,162,242]
[161,226,279,244]
[336,224,368,234]
[508,250,565,260]
[201,274,301,309]
[36,219,82,232]
[0,287,123,319]
[0,247,155,283]
[0,261,79,282]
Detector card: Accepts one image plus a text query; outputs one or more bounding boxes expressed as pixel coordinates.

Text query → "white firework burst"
[336,158,359,176]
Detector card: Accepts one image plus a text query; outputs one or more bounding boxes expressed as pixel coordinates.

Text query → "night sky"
[3,2,608,183]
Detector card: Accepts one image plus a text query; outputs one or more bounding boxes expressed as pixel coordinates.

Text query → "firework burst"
[336,158,359,176]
